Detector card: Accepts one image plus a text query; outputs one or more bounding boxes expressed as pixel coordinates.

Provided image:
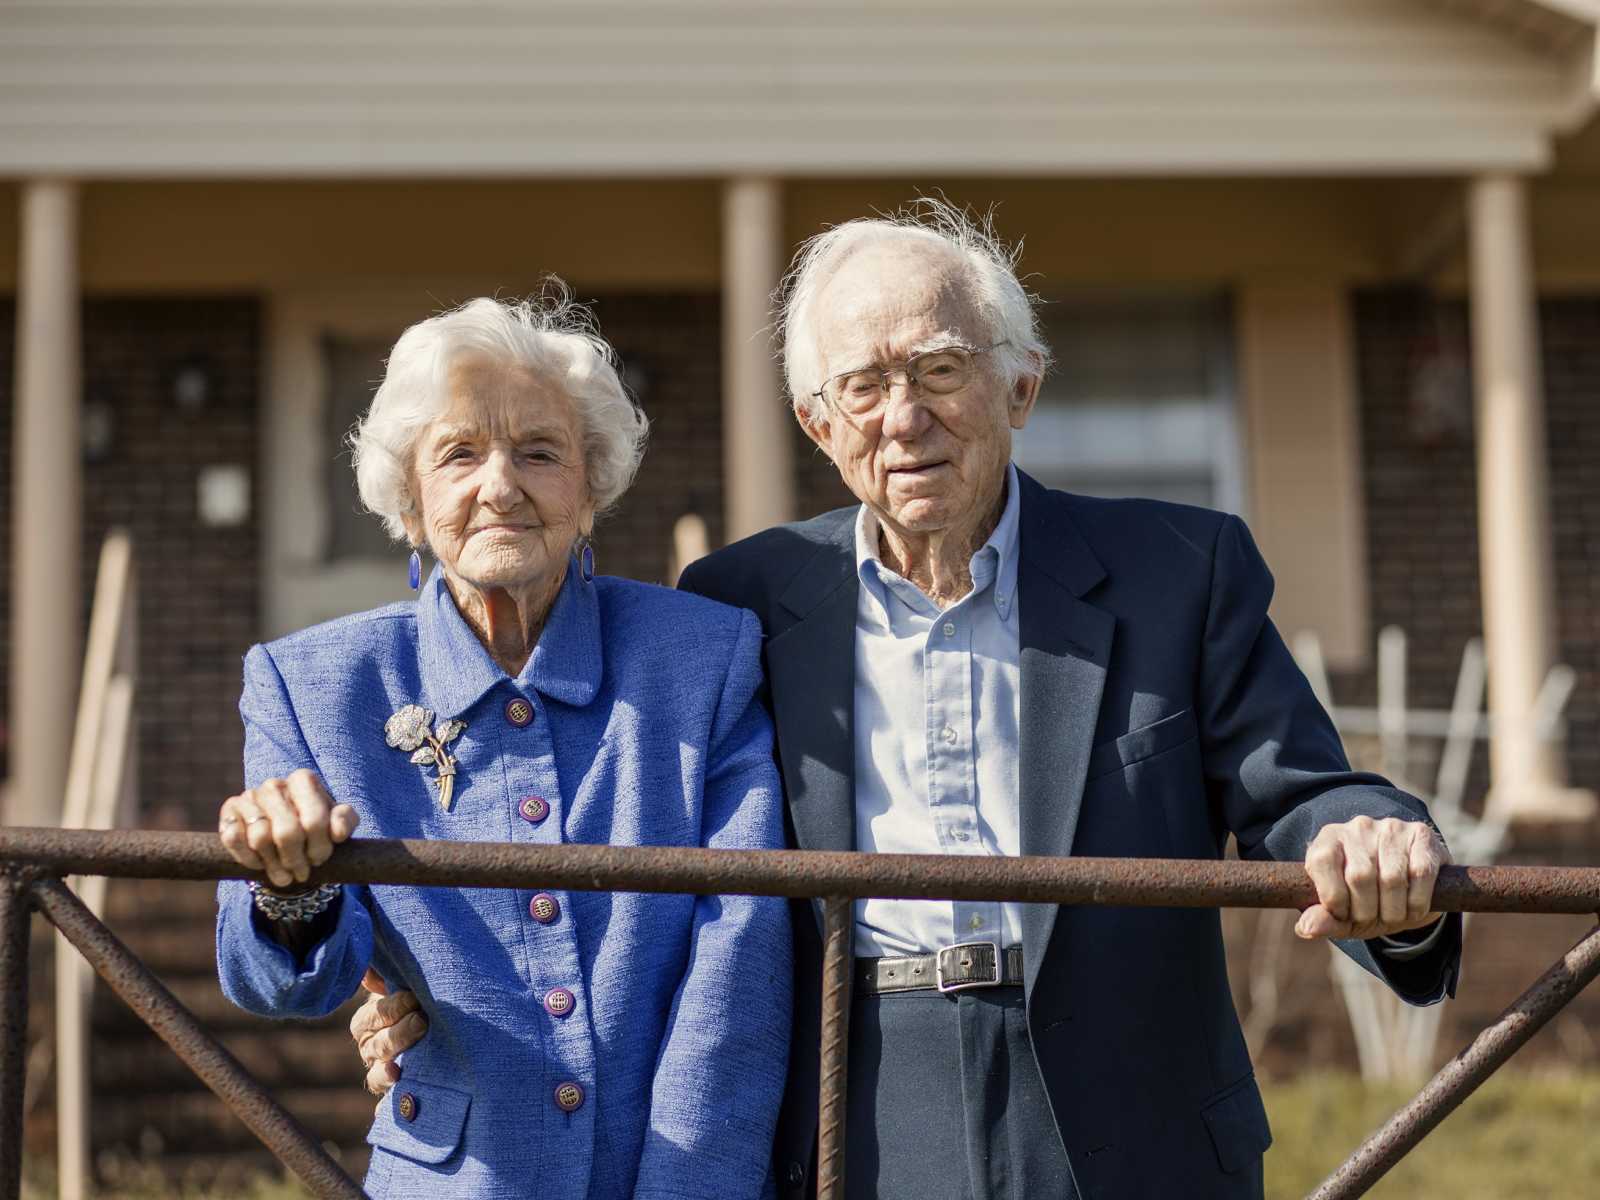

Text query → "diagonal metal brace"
[1308,920,1600,1199]
[29,878,364,1200]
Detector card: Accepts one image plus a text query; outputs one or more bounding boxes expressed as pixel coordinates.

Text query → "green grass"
[23,1071,1600,1197]
[1262,1071,1600,1198]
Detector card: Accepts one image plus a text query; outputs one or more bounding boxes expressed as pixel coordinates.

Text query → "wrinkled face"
[404,356,594,596]
[799,239,1036,538]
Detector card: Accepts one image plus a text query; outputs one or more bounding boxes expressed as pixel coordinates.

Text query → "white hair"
[350,286,649,542]
[776,198,1052,419]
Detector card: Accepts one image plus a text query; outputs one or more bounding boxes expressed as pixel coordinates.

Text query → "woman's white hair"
[776,198,1051,418]
[350,285,649,542]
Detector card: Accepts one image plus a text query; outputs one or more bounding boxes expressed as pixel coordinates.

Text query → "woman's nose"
[477,449,522,508]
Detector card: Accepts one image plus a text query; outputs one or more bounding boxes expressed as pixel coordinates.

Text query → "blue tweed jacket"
[215,566,792,1200]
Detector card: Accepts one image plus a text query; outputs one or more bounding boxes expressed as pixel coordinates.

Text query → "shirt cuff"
[1376,914,1447,961]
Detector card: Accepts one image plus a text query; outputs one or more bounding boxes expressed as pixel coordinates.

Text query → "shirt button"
[941,725,957,744]
[554,1081,585,1113]
[518,795,550,825]
[952,830,971,842]
[942,622,956,637]
[397,1092,419,1122]
[529,892,561,923]
[544,987,576,1018]
[504,697,534,727]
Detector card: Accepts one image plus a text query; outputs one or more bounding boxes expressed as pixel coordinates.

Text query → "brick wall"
[584,293,729,584]
[1340,290,1600,815]
[1230,290,1600,1079]
[0,297,262,831]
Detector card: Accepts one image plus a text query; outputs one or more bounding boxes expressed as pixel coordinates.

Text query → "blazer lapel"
[1014,474,1114,995]
[765,519,859,855]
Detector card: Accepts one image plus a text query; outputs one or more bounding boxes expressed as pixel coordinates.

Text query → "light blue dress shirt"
[853,464,1025,957]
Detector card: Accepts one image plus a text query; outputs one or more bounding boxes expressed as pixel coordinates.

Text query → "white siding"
[0,0,1588,175]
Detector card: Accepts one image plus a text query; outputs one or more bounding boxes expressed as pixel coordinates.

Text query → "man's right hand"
[351,969,428,1095]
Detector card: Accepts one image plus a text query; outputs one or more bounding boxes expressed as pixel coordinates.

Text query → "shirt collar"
[415,560,603,718]
[854,462,1022,619]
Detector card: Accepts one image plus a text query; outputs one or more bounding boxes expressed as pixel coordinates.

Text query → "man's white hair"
[350,286,649,542]
[776,198,1052,419]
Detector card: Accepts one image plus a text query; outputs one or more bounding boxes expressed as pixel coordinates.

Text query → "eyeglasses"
[812,342,1008,418]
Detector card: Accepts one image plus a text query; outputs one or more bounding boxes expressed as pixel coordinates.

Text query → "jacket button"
[544,987,576,1018]
[519,795,550,825]
[397,1092,419,1122]
[554,1081,585,1113]
[529,893,560,923]
[505,697,534,727]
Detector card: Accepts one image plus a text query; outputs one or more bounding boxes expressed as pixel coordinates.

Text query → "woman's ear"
[399,503,425,550]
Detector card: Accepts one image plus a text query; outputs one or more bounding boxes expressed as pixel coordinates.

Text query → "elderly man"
[352,203,1461,1200]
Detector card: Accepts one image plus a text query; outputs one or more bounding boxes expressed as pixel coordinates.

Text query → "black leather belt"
[858,942,1025,995]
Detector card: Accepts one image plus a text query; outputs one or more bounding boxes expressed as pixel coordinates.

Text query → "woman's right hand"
[218,768,359,889]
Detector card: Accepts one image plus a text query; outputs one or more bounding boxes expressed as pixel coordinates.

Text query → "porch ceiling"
[0,1,1595,178]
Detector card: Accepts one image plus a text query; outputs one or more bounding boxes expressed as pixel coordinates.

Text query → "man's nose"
[878,377,929,440]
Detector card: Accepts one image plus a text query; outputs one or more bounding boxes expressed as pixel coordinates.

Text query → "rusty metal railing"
[2,828,1599,1200]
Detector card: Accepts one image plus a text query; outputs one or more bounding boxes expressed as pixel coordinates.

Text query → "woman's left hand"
[219,768,359,889]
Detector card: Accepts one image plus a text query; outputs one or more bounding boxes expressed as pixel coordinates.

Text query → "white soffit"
[0,0,1595,177]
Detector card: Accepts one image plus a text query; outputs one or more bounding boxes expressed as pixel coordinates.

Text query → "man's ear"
[795,403,835,460]
[1008,359,1044,431]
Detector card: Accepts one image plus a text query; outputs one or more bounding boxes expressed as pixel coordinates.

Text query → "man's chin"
[883,498,956,534]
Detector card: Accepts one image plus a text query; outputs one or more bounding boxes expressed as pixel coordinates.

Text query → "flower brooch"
[385,705,466,811]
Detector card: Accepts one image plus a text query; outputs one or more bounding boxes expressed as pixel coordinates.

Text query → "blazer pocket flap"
[1086,709,1198,780]
[1200,1075,1272,1174]
[368,1080,471,1165]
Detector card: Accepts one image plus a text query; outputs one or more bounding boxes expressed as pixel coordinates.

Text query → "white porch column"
[1468,174,1594,821]
[7,180,81,826]
[721,177,794,543]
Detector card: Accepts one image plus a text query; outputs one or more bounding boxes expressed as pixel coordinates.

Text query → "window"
[321,335,395,561]
[1015,292,1244,514]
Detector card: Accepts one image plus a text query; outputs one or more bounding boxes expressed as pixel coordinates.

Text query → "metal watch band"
[248,881,341,923]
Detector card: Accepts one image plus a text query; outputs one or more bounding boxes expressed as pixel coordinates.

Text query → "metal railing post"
[0,875,34,1200]
[816,895,853,1200]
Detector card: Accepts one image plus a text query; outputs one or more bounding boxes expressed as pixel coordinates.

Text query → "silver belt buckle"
[936,941,1002,993]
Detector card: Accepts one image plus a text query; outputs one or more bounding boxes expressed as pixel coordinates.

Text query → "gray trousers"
[845,986,1078,1200]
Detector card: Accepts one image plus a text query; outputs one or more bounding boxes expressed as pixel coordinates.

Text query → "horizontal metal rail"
[3,826,1600,912]
[1,826,1597,1200]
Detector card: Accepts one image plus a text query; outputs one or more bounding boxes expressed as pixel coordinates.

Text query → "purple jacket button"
[554,1081,585,1113]
[529,893,561,923]
[504,697,534,727]
[544,987,576,1018]
[397,1092,419,1122]
[519,795,550,825]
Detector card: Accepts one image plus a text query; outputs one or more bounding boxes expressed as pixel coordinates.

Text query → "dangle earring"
[578,536,595,583]
[408,548,422,590]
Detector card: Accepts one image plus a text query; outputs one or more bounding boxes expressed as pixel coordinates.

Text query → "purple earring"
[579,540,595,583]
[408,549,421,590]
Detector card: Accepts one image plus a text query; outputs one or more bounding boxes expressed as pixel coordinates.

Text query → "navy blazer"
[679,469,1462,1200]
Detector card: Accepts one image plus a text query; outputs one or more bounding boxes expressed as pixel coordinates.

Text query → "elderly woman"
[214,291,791,1200]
